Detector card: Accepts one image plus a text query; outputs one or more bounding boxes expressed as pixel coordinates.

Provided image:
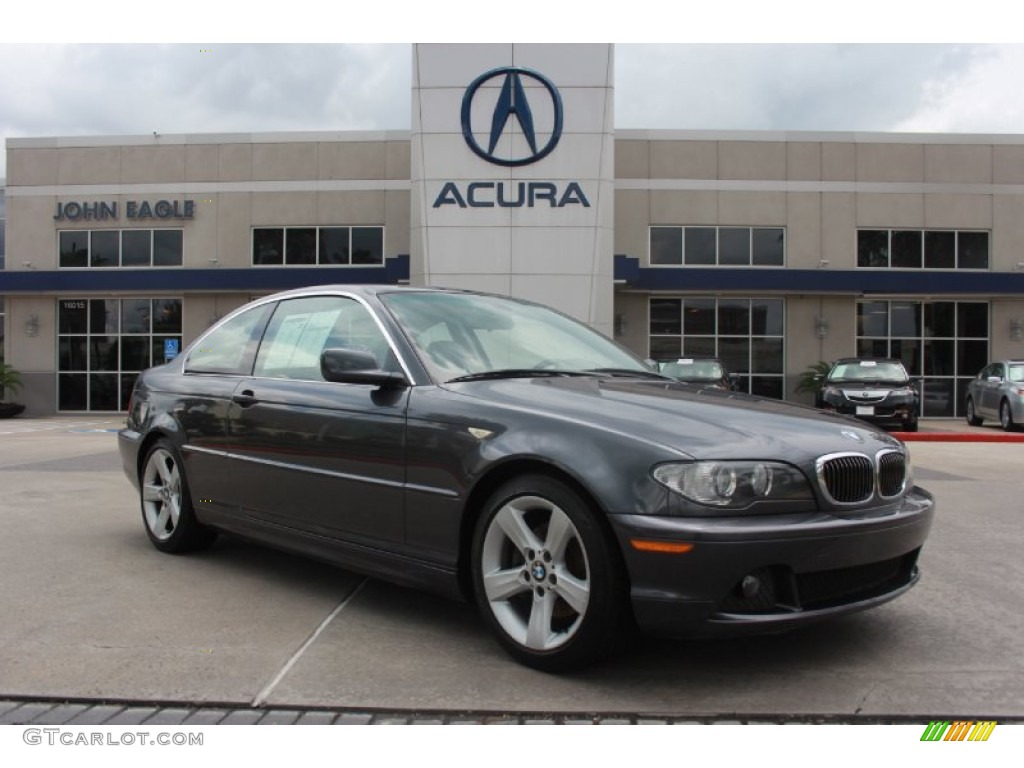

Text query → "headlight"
[891,387,915,398]
[822,386,842,401]
[653,461,814,510]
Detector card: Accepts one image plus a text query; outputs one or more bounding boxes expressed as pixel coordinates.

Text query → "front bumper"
[609,486,934,637]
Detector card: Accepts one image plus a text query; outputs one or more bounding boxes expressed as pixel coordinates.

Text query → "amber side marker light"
[630,539,694,554]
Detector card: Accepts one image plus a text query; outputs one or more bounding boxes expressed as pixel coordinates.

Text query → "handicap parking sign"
[164,339,180,362]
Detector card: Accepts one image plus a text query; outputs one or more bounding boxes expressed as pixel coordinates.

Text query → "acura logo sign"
[461,66,564,167]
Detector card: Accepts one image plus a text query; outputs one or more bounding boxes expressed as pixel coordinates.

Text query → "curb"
[893,432,1024,442]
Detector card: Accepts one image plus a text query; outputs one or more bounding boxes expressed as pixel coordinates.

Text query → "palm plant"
[794,360,832,396]
[0,362,24,403]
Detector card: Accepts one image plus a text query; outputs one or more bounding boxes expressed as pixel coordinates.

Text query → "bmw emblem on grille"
[841,430,863,442]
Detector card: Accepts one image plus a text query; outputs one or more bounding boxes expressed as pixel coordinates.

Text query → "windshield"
[381,292,650,383]
[828,361,909,383]
[658,359,724,381]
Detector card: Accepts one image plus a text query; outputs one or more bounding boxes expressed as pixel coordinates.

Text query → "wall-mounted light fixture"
[1011,318,1023,342]
[25,315,40,337]
[814,315,829,339]
[614,313,626,336]
[817,259,829,269]
[21,261,36,270]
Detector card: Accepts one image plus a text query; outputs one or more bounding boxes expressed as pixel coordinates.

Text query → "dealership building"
[3,43,1024,417]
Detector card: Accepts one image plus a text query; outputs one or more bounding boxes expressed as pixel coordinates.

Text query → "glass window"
[650,227,682,265]
[649,299,682,335]
[752,228,784,266]
[684,228,716,265]
[186,303,273,375]
[351,227,384,265]
[857,302,889,337]
[957,303,988,338]
[683,299,716,335]
[925,231,955,269]
[857,230,888,268]
[924,303,955,338]
[718,299,749,335]
[121,300,151,334]
[90,230,120,267]
[718,228,750,265]
[59,231,89,268]
[153,230,183,266]
[319,227,350,265]
[891,230,922,268]
[286,228,317,265]
[253,229,284,265]
[122,230,151,266]
[957,232,989,269]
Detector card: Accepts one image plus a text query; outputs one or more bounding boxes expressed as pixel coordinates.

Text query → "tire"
[1000,399,1019,432]
[471,475,628,673]
[139,440,217,553]
[965,398,983,427]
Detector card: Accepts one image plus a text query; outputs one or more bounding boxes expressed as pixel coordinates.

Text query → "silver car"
[965,360,1024,431]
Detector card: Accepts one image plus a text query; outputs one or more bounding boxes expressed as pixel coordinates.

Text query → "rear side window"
[185,303,273,375]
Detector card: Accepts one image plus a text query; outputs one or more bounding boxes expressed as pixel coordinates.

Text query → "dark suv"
[817,358,919,432]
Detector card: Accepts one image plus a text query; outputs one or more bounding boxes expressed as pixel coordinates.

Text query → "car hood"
[826,380,910,389]
[445,376,901,462]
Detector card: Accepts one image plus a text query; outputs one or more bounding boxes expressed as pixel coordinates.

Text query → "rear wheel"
[140,440,217,553]
[965,398,983,427]
[471,475,628,672]
[1000,400,1019,432]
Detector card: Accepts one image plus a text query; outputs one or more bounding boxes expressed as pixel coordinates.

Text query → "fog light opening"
[741,574,763,599]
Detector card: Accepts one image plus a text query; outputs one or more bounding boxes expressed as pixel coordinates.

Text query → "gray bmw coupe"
[119,286,935,672]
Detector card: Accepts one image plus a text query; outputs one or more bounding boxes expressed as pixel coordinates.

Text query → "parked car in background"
[965,360,1024,431]
[119,286,934,672]
[655,357,737,390]
[817,358,920,432]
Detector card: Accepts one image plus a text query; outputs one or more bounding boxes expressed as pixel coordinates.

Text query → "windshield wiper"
[446,369,598,383]
[585,368,674,380]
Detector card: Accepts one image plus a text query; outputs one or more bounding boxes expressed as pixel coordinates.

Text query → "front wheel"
[140,440,217,553]
[1000,400,1019,432]
[471,475,628,673]
[965,398,983,427]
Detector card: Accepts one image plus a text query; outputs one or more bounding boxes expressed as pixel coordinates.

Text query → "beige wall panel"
[182,198,218,269]
[991,301,1024,360]
[822,142,855,181]
[251,143,319,181]
[787,296,857,402]
[718,141,786,180]
[218,144,252,182]
[649,190,717,225]
[856,193,924,228]
[57,147,121,184]
[185,145,220,182]
[924,144,992,183]
[315,191,387,224]
[993,146,1024,184]
[6,148,59,186]
[992,195,1024,272]
[385,141,411,180]
[648,141,717,179]
[614,140,650,178]
[318,142,387,180]
[717,191,785,226]
[119,146,186,183]
[856,143,924,182]
[251,192,317,225]
[821,193,856,268]
[7,197,58,269]
[612,293,649,356]
[384,190,411,256]
[216,193,252,268]
[7,297,56,373]
[787,142,821,181]
[924,194,992,229]
[785,193,822,269]
[614,190,650,260]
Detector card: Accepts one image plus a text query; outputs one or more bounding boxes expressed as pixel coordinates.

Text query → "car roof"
[832,357,904,365]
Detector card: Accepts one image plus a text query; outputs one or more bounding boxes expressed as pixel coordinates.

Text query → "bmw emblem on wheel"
[461,66,564,167]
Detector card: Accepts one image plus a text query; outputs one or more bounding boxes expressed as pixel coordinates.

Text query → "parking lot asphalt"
[1,416,1022,723]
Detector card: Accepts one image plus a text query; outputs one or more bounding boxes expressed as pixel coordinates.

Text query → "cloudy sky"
[3,5,1023,180]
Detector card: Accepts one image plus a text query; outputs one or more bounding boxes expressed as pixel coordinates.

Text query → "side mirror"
[320,348,407,388]
[988,376,1001,383]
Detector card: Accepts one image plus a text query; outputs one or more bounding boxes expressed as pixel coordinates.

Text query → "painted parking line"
[0,421,120,436]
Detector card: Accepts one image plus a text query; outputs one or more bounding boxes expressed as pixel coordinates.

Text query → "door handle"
[232,389,258,407]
